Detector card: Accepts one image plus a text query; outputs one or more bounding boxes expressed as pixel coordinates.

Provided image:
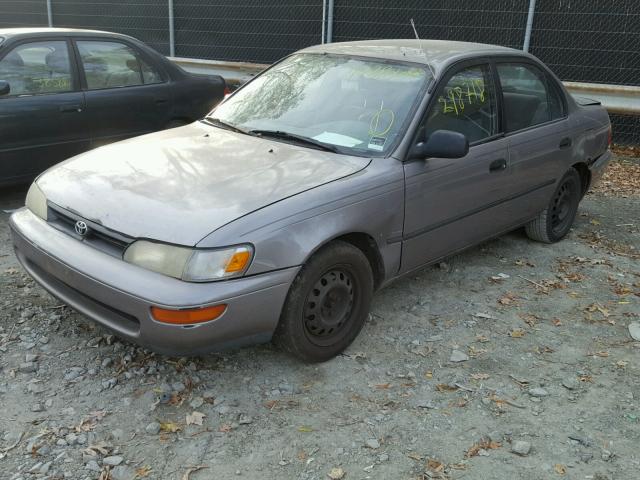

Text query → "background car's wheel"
[525,168,581,243]
[274,241,374,363]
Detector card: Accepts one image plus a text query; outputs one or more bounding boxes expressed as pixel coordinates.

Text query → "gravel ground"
[0,158,638,480]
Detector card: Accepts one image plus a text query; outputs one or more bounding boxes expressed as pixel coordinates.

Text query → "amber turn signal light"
[151,304,227,325]
[225,250,251,273]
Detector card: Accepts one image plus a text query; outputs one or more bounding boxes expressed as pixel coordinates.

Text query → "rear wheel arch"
[572,161,591,197]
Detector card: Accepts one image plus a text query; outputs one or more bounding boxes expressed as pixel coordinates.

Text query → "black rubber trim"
[401,179,555,242]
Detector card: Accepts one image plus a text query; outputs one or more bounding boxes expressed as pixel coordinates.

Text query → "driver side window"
[424,64,498,144]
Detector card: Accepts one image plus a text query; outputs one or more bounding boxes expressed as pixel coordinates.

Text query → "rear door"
[401,61,512,273]
[0,38,88,183]
[494,59,571,219]
[73,38,173,148]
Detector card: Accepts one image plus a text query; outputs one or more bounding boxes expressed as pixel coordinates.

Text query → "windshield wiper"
[248,129,339,153]
[202,117,248,135]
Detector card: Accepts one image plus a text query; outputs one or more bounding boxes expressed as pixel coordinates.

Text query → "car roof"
[299,39,523,71]
[0,27,135,42]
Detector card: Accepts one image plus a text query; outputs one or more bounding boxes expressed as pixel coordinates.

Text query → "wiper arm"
[202,117,248,135]
[248,129,339,153]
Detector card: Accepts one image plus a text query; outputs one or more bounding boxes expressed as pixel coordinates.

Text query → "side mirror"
[409,129,469,160]
[0,81,9,96]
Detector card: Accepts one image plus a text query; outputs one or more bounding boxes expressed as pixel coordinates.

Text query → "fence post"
[168,0,175,57]
[523,0,536,52]
[322,0,327,43]
[46,0,53,27]
[326,0,334,43]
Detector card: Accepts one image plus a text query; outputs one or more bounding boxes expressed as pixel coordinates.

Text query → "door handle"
[155,98,168,104]
[559,137,572,149]
[59,104,82,113]
[489,158,507,172]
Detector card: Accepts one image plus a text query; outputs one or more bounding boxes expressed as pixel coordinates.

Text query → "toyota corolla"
[10,40,612,362]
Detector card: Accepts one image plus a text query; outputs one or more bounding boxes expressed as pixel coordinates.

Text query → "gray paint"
[11,40,612,355]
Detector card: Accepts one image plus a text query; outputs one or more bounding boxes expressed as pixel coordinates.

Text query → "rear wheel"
[525,168,581,243]
[274,241,373,362]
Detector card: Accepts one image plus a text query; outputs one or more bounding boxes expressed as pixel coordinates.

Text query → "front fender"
[197,158,405,283]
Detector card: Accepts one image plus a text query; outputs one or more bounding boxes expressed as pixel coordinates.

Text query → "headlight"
[123,241,253,282]
[25,182,48,220]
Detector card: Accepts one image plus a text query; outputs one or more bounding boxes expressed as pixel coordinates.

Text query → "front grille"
[47,203,134,258]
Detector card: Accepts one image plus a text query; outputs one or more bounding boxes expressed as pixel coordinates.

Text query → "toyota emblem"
[74,220,89,237]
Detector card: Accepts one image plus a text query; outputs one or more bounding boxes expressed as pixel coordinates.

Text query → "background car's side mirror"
[0,81,10,96]
[409,129,469,160]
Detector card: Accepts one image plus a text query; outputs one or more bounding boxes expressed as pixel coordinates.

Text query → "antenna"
[410,18,436,78]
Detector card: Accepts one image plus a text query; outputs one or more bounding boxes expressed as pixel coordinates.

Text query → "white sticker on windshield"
[368,136,386,151]
[313,132,362,148]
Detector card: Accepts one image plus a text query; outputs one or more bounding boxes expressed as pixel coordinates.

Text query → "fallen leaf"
[465,437,501,458]
[327,467,345,480]
[218,424,233,433]
[554,464,567,475]
[472,312,496,320]
[83,442,110,456]
[159,421,181,433]
[553,318,562,327]
[426,458,445,473]
[135,465,152,478]
[470,373,490,380]
[435,383,459,392]
[298,425,314,432]
[510,329,526,338]
[186,411,206,426]
[373,383,391,390]
[515,259,535,267]
[181,465,208,480]
[407,452,424,461]
[498,292,518,305]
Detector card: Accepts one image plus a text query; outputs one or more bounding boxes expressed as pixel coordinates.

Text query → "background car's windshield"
[211,53,431,155]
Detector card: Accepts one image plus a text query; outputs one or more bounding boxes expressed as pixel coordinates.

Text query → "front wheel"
[274,241,374,362]
[525,168,581,243]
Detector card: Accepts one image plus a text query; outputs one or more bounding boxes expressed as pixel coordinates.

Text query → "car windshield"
[209,53,432,155]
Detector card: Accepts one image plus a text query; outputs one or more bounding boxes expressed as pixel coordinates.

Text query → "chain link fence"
[0,0,638,144]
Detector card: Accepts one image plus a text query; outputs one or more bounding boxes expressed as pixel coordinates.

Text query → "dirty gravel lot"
[0,157,638,480]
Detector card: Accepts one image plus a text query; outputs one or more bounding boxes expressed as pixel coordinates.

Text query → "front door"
[401,62,512,273]
[0,39,88,184]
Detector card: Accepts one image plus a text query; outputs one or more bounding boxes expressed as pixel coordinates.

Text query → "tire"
[525,168,581,243]
[274,241,374,363]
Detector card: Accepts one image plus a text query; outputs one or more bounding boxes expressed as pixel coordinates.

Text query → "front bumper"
[10,208,299,355]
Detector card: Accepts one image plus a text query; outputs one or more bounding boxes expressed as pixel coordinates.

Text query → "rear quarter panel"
[170,75,225,121]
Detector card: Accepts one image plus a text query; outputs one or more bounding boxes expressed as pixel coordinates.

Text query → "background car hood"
[37,122,370,246]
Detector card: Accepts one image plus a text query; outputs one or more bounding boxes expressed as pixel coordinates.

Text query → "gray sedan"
[10,40,612,362]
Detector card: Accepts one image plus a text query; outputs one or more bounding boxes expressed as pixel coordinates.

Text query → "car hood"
[37,122,370,245]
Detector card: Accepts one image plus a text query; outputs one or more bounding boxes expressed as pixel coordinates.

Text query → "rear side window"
[76,40,162,90]
[0,40,73,96]
[424,64,498,144]
[497,63,564,132]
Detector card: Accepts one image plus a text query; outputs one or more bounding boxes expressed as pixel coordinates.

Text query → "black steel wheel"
[525,168,581,243]
[274,241,373,362]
